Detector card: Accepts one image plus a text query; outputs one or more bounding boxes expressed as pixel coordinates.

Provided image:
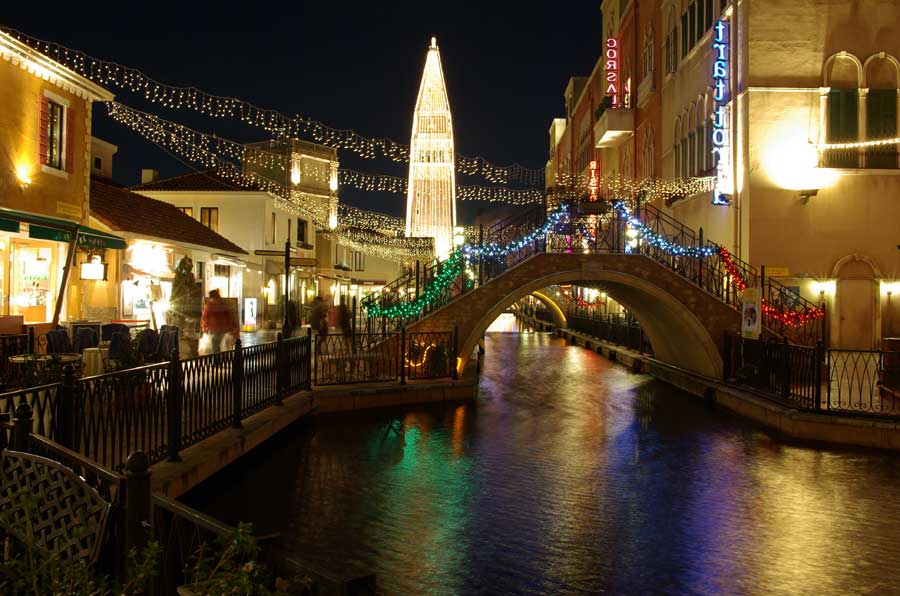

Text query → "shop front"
[122,241,175,328]
[0,209,125,332]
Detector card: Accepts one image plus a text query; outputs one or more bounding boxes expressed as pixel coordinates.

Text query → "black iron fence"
[0,330,35,389]
[567,312,654,355]
[314,330,455,386]
[0,333,312,472]
[725,334,900,418]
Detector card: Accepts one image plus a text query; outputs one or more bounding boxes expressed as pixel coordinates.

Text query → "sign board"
[605,38,619,107]
[711,20,732,205]
[588,160,601,201]
[741,287,761,339]
[243,297,258,331]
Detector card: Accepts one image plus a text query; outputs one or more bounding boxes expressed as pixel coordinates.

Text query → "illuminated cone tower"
[406,36,457,257]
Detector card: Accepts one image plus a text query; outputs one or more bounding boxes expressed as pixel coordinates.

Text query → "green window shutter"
[828,89,858,142]
[867,89,897,139]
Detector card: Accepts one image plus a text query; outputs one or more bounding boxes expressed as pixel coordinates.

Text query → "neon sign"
[589,160,601,200]
[711,20,732,205]
[605,38,619,107]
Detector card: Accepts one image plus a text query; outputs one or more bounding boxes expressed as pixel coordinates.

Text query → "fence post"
[816,339,825,410]
[452,326,459,380]
[232,339,243,429]
[415,260,421,298]
[399,327,407,385]
[12,402,32,452]
[276,332,285,405]
[166,348,182,462]
[306,327,313,390]
[55,364,77,449]
[125,451,151,560]
[697,227,704,287]
[780,336,790,398]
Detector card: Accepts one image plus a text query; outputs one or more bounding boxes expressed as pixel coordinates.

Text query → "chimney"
[140,169,159,184]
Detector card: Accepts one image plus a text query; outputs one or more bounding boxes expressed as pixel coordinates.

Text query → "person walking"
[200,289,238,354]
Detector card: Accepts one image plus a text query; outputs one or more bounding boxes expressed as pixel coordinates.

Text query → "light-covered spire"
[406,36,456,257]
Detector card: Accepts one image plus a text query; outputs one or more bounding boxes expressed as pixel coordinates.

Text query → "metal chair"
[157,329,179,360]
[136,329,160,362]
[100,323,129,343]
[73,327,99,353]
[105,332,127,370]
[45,329,73,354]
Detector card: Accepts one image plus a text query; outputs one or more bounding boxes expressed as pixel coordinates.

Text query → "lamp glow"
[16,164,31,188]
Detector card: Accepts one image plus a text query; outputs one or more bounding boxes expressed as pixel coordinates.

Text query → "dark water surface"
[185,323,900,595]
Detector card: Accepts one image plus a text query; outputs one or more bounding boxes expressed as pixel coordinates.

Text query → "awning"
[0,208,126,250]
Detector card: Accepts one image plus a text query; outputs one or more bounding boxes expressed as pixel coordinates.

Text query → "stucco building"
[548,0,900,349]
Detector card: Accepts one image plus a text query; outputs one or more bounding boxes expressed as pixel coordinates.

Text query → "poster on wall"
[243,297,258,331]
[741,287,761,339]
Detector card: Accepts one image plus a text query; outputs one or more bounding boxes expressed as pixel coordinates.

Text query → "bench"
[0,449,112,568]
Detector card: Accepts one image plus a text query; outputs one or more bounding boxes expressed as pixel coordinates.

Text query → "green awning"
[0,208,126,250]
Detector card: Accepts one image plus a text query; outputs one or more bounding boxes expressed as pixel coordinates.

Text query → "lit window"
[176,207,193,217]
[200,207,218,232]
[46,100,65,170]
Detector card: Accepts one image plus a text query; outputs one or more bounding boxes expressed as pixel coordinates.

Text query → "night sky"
[6,2,601,223]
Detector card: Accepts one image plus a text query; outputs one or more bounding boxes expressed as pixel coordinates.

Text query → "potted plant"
[178,524,313,596]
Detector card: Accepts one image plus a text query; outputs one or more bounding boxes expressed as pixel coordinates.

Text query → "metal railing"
[0,333,313,472]
[314,330,456,386]
[725,334,900,418]
[819,146,900,170]
[567,312,654,355]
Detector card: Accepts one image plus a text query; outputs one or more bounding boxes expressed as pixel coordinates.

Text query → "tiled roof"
[131,169,265,192]
[90,178,247,254]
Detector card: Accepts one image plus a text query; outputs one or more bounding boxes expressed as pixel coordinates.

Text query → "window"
[680,137,688,177]
[271,213,276,244]
[827,89,859,142]
[297,219,308,244]
[708,120,718,171]
[681,12,689,59]
[688,2,697,47]
[688,132,696,175]
[46,100,65,170]
[867,89,898,168]
[200,207,218,232]
[176,207,193,217]
[641,30,654,82]
[353,251,365,271]
[674,143,681,179]
[665,29,676,74]
[93,156,102,171]
[704,0,713,33]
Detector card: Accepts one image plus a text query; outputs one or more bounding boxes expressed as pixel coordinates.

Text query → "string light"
[818,137,900,150]
[461,207,570,260]
[365,250,465,318]
[3,27,546,186]
[613,202,717,258]
[549,173,716,202]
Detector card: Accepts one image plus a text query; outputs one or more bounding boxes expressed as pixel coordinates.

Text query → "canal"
[184,317,900,595]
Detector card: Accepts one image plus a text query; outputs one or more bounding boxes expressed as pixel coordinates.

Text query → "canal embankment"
[518,314,900,451]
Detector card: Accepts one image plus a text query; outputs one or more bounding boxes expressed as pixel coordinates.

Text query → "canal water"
[185,316,900,595]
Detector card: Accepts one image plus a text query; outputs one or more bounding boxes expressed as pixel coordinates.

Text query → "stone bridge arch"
[407,253,741,379]
[521,290,567,328]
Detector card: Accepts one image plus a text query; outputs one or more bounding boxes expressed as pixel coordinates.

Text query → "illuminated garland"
[718,248,824,328]
[108,102,545,205]
[613,203,717,258]
[4,28,545,186]
[366,251,464,318]
[461,207,571,260]
[550,173,716,201]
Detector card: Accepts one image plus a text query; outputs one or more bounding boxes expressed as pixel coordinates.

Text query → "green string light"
[367,250,464,319]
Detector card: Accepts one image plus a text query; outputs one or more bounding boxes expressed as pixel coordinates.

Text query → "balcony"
[593,106,635,148]
[818,146,900,170]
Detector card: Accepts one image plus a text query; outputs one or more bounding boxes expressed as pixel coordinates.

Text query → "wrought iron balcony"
[818,146,900,169]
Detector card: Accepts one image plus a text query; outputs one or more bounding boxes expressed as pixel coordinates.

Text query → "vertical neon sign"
[605,38,619,107]
[589,160,601,200]
[711,20,732,205]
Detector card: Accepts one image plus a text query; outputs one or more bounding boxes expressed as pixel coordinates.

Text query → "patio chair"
[136,329,160,362]
[73,327,99,353]
[45,329,73,354]
[157,328,179,360]
[100,323,129,343]
[105,332,127,369]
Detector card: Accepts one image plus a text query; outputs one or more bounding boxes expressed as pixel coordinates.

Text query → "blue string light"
[613,202,717,258]
[462,206,571,261]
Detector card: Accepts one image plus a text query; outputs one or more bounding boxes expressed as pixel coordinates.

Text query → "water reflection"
[186,332,900,595]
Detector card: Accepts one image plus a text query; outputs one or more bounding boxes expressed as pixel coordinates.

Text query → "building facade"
[548,0,900,350]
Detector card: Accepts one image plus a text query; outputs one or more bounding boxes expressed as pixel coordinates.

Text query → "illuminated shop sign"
[589,160,601,200]
[605,38,619,107]
[711,20,732,205]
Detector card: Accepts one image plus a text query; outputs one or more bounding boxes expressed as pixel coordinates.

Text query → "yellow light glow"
[762,133,838,191]
[881,281,900,296]
[15,164,32,187]
[290,167,301,185]
[810,280,836,296]
[625,227,638,239]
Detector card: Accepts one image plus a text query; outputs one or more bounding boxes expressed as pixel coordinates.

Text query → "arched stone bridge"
[407,252,743,379]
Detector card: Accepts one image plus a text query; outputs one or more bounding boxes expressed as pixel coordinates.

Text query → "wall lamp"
[799,188,818,204]
[16,165,31,189]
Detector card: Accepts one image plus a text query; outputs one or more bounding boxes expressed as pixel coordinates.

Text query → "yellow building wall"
[0,58,90,222]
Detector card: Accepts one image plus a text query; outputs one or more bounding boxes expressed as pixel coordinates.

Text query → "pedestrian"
[338,296,352,345]
[200,289,238,354]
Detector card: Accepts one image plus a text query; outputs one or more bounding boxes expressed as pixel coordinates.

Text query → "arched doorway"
[834,255,879,349]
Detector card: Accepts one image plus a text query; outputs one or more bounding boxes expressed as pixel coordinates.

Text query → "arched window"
[664,5,677,75]
[640,125,655,179]
[674,116,682,178]
[641,27,654,83]
[687,106,697,176]
[680,109,690,177]
[864,53,900,168]
[694,97,706,174]
[704,92,716,172]
[823,52,863,167]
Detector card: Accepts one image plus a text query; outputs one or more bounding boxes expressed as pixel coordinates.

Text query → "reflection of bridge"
[364,201,824,380]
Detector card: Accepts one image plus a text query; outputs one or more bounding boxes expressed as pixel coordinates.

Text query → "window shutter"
[867,89,897,139]
[828,89,858,142]
[65,106,74,173]
[39,95,49,165]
